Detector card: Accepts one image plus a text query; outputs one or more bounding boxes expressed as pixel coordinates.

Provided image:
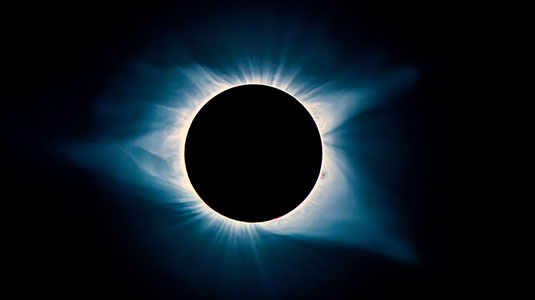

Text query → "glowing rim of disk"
[178,83,325,225]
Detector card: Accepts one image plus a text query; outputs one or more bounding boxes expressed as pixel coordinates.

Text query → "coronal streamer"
[67,25,419,263]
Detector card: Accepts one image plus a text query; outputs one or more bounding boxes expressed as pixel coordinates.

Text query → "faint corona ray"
[67,47,419,263]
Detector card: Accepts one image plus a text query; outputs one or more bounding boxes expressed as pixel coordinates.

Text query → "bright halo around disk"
[170,68,331,231]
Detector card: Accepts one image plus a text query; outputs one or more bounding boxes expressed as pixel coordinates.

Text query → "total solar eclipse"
[185,84,323,222]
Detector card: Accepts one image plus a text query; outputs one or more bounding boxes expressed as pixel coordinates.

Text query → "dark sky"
[6,1,465,298]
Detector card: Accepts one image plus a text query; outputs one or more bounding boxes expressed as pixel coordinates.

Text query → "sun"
[139,61,351,237]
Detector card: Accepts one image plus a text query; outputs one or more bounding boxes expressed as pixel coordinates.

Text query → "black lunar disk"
[185,84,323,222]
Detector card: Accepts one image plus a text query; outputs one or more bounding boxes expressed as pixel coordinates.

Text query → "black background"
[5,0,466,298]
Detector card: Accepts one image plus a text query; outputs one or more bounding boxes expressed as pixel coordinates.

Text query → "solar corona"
[66,28,419,264]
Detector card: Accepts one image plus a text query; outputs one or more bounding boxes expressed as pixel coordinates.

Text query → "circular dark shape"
[185,84,322,222]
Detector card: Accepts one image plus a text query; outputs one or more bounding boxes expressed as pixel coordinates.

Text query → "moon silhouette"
[185,84,323,222]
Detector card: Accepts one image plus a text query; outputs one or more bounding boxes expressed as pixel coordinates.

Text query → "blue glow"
[66,22,420,273]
